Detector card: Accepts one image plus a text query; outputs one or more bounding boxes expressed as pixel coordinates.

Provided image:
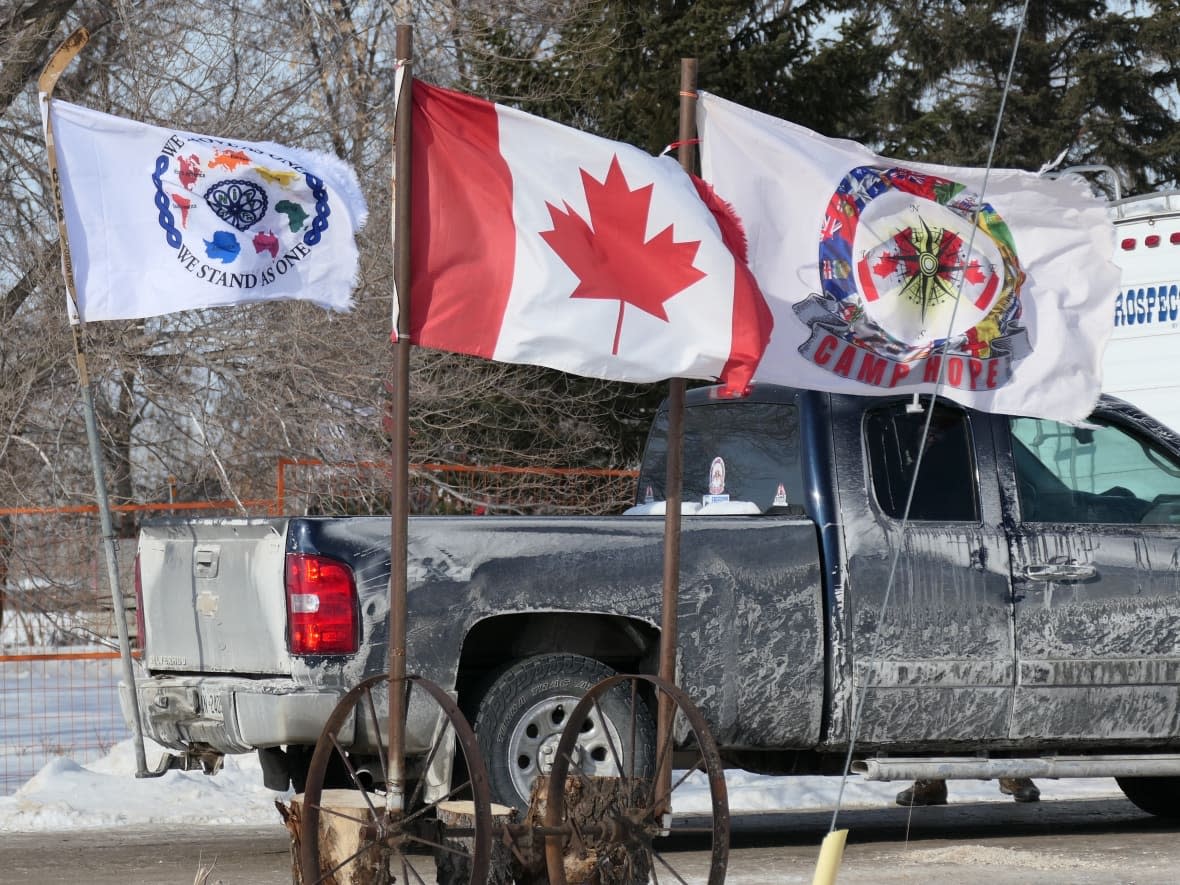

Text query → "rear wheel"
[1116,776,1180,818]
[472,653,655,812]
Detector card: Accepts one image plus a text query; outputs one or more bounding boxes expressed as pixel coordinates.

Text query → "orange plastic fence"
[0,498,275,517]
[276,457,639,516]
[0,651,125,797]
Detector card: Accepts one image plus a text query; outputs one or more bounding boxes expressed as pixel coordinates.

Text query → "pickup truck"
[126,383,1180,818]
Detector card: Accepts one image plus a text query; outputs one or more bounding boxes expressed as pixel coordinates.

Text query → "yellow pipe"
[811,829,849,885]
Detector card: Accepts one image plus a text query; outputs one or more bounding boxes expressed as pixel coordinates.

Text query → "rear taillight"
[133,552,146,655]
[285,553,358,655]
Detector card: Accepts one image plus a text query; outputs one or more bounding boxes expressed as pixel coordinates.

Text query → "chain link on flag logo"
[799,165,1031,391]
[151,134,333,287]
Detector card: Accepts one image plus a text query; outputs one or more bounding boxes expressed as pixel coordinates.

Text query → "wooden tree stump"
[278,790,390,885]
[279,793,518,885]
[434,800,515,884]
[528,776,650,885]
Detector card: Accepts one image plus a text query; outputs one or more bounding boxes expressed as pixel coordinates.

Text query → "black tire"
[472,653,656,812]
[1116,776,1180,818]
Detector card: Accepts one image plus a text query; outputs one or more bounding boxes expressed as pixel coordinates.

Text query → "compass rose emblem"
[814,165,1024,366]
[890,220,966,320]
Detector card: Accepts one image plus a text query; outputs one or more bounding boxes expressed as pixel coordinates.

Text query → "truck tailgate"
[139,519,291,675]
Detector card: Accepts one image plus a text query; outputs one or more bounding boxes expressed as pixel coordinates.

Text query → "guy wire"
[829,0,1034,836]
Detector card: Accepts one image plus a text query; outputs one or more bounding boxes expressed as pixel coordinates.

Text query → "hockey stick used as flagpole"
[386,22,414,814]
[39,27,157,779]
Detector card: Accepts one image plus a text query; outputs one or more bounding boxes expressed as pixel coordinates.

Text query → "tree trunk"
[526,775,650,885]
[434,800,515,885]
[279,794,518,885]
[278,791,389,885]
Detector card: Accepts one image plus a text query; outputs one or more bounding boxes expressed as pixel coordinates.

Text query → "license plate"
[199,689,224,720]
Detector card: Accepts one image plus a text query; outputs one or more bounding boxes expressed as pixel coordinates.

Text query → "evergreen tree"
[858,0,1180,194]
[457,1,886,156]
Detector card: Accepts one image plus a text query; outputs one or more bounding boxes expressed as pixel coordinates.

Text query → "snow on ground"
[0,738,1125,832]
[0,741,284,831]
[677,769,1125,814]
[1,608,112,649]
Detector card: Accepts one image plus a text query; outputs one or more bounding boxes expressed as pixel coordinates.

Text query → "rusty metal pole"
[655,57,697,818]
[388,23,413,814]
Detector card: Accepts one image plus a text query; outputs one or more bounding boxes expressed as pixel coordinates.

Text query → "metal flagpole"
[387,22,414,814]
[39,27,154,779]
[654,56,698,821]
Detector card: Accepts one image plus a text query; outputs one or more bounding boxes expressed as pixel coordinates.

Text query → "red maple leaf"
[540,155,706,355]
[935,229,965,279]
[872,252,899,278]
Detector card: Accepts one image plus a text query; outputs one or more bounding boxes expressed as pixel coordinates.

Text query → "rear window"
[637,399,803,513]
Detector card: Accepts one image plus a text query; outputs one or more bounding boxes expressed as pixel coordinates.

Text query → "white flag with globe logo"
[698,91,1120,424]
[45,100,367,323]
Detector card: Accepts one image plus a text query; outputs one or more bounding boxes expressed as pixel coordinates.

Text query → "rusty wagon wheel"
[543,673,729,885]
[298,673,494,885]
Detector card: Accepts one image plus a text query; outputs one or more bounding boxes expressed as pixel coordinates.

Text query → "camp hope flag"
[396,81,772,392]
[698,92,1121,423]
[46,100,367,322]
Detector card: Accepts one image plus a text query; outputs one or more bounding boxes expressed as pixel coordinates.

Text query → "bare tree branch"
[0,0,78,115]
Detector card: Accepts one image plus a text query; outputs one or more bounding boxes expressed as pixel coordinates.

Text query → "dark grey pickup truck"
[126,383,1180,816]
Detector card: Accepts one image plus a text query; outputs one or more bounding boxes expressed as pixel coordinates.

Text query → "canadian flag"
[394,80,772,393]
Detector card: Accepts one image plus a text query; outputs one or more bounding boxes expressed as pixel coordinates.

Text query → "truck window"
[1010,416,1180,524]
[864,402,979,521]
[638,399,803,512]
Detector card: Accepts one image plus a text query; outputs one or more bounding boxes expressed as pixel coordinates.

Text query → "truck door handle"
[1023,562,1096,582]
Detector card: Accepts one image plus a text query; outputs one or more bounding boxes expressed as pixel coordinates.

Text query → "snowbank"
[0,741,289,831]
[0,740,1125,832]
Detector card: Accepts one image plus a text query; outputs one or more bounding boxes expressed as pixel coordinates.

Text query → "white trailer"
[1102,189,1180,431]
